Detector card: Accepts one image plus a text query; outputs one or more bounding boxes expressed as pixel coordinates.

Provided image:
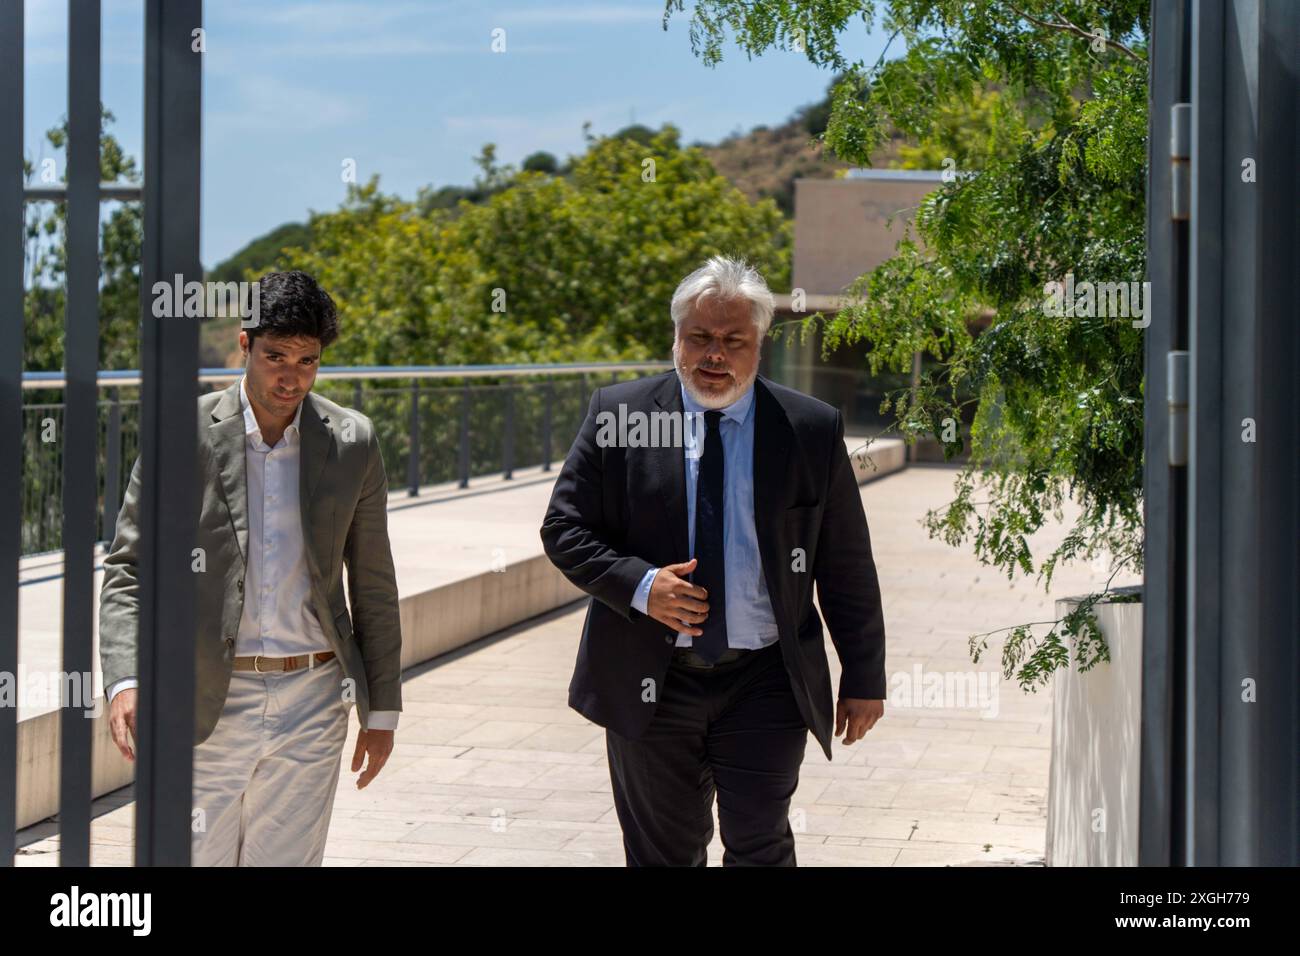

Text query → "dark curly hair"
[247,270,339,349]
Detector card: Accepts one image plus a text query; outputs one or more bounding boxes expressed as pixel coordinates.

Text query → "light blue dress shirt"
[630,382,781,649]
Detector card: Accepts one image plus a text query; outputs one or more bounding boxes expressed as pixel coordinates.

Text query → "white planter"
[1045,589,1143,866]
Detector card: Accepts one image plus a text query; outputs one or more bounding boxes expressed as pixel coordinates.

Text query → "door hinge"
[1171,103,1191,221]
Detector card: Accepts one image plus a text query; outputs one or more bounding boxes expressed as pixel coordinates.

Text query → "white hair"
[670,255,775,337]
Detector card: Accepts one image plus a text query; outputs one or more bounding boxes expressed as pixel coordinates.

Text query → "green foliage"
[208,221,312,284]
[667,0,1149,686]
[269,125,790,368]
[24,108,142,372]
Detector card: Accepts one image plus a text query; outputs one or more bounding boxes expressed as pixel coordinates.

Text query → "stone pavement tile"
[914,742,994,772]
[324,814,427,843]
[470,705,592,726]
[984,746,1051,775]
[402,668,498,691]
[325,838,472,864]
[888,782,977,811]
[513,723,606,753]
[526,763,614,794]
[906,819,1045,851]
[333,785,471,812]
[446,720,548,748]
[969,731,1053,749]
[398,700,485,719]
[965,785,1048,815]
[463,742,601,766]
[383,756,486,785]
[868,766,1015,787]
[89,845,135,866]
[893,844,1019,866]
[14,848,60,866]
[799,760,878,780]
[792,774,833,804]
[1010,773,1048,788]
[453,760,553,789]
[452,796,614,825]
[388,780,558,800]
[863,725,976,744]
[789,808,850,838]
[457,845,626,866]
[841,738,928,769]
[397,717,484,745]
[796,843,900,866]
[943,717,1041,734]
[402,821,573,850]
[816,779,902,808]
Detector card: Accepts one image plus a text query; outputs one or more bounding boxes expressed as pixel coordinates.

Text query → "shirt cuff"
[106,677,138,706]
[631,567,660,615]
[366,710,400,732]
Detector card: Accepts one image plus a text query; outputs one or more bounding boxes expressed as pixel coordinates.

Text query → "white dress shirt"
[107,378,398,732]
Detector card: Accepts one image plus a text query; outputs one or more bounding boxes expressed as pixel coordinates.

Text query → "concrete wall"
[792,174,942,295]
[1045,592,1143,866]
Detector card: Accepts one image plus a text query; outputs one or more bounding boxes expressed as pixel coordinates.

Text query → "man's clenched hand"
[646,558,709,636]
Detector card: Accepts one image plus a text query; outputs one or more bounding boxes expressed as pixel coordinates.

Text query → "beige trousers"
[191,656,350,866]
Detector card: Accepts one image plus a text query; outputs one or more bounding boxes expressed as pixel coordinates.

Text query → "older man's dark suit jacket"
[540,371,886,760]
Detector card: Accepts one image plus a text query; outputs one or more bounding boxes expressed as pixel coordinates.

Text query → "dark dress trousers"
[540,371,887,863]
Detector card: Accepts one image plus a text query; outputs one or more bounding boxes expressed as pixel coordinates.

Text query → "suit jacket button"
[664,635,673,644]
[225,637,234,647]
[237,580,244,591]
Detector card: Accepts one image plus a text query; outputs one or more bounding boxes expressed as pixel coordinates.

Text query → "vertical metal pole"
[542,382,553,471]
[502,384,514,480]
[1140,0,1191,868]
[58,0,102,867]
[457,383,470,489]
[104,388,122,542]
[135,0,201,867]
[352,379,362,412]
[0,0,23,867]
[407,379,420,496]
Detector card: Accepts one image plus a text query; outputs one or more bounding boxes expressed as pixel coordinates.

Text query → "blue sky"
[21,0,884,268]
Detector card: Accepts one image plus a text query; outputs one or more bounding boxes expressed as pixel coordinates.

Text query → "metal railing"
[18,362,671,557]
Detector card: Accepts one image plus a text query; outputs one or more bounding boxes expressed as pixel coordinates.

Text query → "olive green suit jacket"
[98,381,403,745]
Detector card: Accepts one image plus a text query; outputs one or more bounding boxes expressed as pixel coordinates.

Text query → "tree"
[24,108,142,372]
[665,0,1149,689]
[271,125,790,367]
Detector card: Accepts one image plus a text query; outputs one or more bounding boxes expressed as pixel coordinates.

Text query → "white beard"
[672,340,757,410]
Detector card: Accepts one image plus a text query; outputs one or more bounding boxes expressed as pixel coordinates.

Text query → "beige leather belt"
[232,652,336,673]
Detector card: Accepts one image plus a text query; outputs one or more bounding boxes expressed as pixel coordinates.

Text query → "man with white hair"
[541,255,887,866]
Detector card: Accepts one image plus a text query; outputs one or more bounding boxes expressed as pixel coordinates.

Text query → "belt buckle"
[252,654,266,674]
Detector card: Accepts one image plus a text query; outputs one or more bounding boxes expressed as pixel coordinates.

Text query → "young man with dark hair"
[99,270,403,866]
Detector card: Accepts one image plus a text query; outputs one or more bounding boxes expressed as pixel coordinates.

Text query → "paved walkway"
[17,464,1133,866]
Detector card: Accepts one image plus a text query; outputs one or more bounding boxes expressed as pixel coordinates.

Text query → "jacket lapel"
[647,373,691,562]
[752,376,793,537]
[298,394,331,508]
[752,376,794,631]
[208,381,249,564]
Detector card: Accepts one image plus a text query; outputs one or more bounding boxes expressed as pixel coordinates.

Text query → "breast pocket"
[333,608,353,643]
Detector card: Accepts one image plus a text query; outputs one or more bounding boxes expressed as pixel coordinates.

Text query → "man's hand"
[646,558,709,636]
[351,728,394,789]
[835,698,884,745]
[108,688,138,762]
